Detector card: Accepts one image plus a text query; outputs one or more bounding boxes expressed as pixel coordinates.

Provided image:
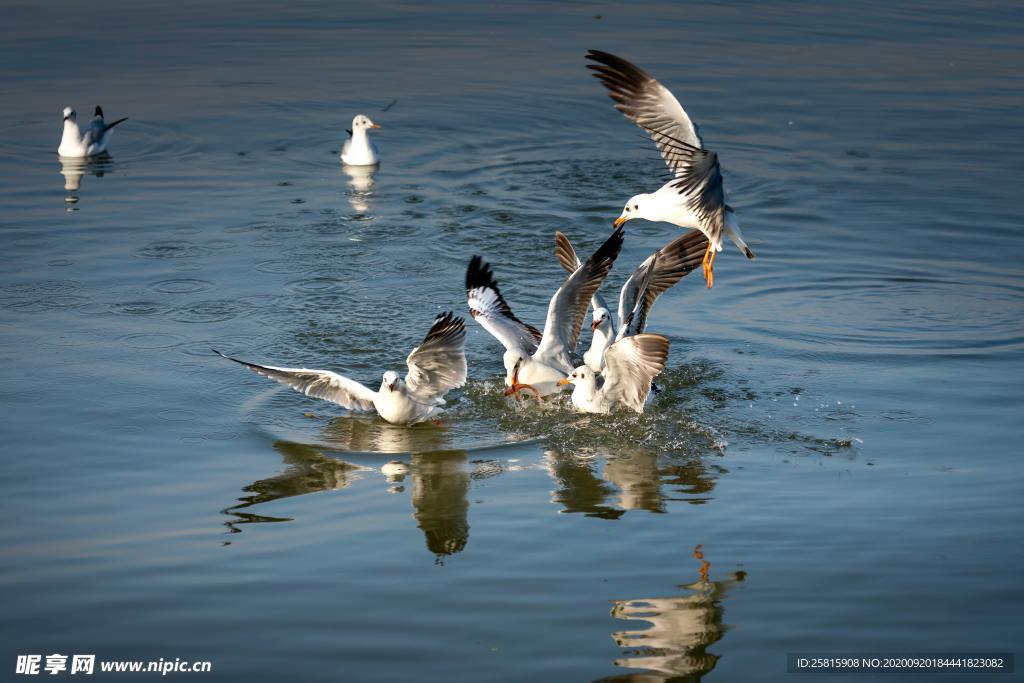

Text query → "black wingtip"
[466,254,496,293]
[743,246,755,260]
[600,226,626,261]
[94,105,103,117]
[425,310,466,344]
[104,117,128,132]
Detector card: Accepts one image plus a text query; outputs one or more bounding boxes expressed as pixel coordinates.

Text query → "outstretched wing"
[586,50,703,174]
[215,350,376,411]
[602,334,670,413]
[535,227,625,369]
[466,255,543,356]
[554,230,611,313]
[405,312,467,404]
[617,229,708,338]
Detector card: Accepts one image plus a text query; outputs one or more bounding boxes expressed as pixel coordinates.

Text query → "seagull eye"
[634,204,639,210]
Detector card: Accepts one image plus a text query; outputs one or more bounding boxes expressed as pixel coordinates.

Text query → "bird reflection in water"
[222,440,367,533]
[603,545,746,682]
[59,154,115,208]
[342,163,376,214]
[222,417,476,561]
[544,448,721,517]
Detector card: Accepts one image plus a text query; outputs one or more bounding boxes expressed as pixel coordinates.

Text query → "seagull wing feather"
[215,350,377,411]
[405,312,468,404]
[586,50,703,173]
[535,227,624,368]
[466,256,543,356]
[601,334,670,412]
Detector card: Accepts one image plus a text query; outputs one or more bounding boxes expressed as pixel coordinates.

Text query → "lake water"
[1,1,1022,680]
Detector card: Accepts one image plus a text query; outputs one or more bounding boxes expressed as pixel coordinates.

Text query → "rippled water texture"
[1,1,1022,681]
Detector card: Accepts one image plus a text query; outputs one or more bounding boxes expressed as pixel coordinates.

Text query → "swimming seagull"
[586,50,754,288]
[215,312,467,425]
[467,228,625,399]
[58,106,128,158]
[340,114,381,166]
[556,228,707,372]
[558,333,670,414]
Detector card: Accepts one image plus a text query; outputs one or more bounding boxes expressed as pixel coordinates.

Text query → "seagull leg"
[702,243,716,289]
[515,383,544,402]
[501,364,544,402]
[503,382,544,402]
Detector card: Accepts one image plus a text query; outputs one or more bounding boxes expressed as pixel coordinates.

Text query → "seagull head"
[614,193,652,227]
[382,370,401,392]
[591,307,612,333]
[62,107,76,122]
[352,114,381,131]
[559,366,596,388]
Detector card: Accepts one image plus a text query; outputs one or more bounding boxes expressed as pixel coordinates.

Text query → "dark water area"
[1,1,1022,680]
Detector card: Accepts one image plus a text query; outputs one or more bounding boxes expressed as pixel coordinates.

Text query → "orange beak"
[613,216,627,228]
[370,123,381,129]
[591,320,601,331]
[557,378,571,386]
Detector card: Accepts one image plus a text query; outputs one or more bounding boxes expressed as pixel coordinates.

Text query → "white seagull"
[58,106,128,158]
[216,312,467,425]
[558,333,670,414]
[466,228,625,400]
[340,114,381,166]
[555,228,707,372]
[586,50,754,288]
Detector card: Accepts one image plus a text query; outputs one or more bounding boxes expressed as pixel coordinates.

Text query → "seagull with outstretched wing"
[559,333,670,414]
[216,312,467,425]
[556,228,707,371]
[586,50,755,288]
[467,228,625,399]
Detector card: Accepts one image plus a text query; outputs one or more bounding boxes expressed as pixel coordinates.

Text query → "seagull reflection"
[604,545,746,682]
[342,163,376,213]
[407,451,470,561]
[222,440,367,532]
[59,154,116,206]
[222,418,480,560]
[320,415,448,454]
[544,448,720,517]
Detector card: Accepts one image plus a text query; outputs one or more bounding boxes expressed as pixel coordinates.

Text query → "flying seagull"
[466,228,625,399]
[586,50,754,287]
[559,333,670,414]
[216,312,467,425]
[58,106,128,158]
[556,228,707,372]
[341,114,382,166]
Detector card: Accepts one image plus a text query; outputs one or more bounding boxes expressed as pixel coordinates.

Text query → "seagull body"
[466,228,625,399]
[217,312,466,425]
[340,114,381,166]
[559,333,670,414]
[58,106,127,158]
[586,50,754,287]
[556,229,707,372]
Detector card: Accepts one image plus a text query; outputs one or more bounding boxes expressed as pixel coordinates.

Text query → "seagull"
[558,333,670,414]
[340,114,381,166]
[58,106,128,158]
[586,50,754,288]
[215,312,467,425]
[556,228,707,372]
[466,228,625,400]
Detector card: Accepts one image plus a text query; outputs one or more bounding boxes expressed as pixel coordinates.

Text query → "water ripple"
[148,279,217,295]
